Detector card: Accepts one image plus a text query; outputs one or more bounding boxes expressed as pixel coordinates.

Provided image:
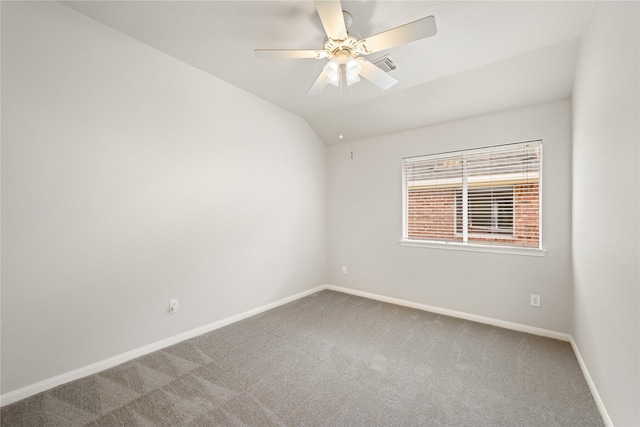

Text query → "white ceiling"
[60,1,595,145]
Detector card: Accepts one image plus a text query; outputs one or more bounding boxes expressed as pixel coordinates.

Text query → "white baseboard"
[324,285,571,341]
[0,285,327,407]
[569,337,613,427]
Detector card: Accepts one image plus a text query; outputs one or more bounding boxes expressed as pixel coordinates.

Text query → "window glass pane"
[455,187,514,235]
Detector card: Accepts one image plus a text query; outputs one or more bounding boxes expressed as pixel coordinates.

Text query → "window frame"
[400,140,546,257]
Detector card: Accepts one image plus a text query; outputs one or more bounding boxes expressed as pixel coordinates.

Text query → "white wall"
[1,1,326,394]
[328,100,573,333]
[572,2,640,426]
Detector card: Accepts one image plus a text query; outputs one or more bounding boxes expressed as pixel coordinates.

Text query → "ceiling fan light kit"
[323,59,340,86]
[322,55,362,87]
[255,0,436,95]
[345,57,361,86]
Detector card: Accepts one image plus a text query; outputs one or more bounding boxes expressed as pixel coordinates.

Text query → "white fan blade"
[361,16,437,54]
[314,0,348,41]
[255,49,327,59]
[307,71,329,95]
[357,58,398,90]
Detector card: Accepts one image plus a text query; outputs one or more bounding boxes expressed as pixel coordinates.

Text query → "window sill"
[399,239,547,257]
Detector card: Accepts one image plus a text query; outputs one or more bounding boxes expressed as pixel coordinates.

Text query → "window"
[402,141,542,251]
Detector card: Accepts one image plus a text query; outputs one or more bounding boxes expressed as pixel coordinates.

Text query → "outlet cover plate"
[169,299,179,314]
[530,294,541,307]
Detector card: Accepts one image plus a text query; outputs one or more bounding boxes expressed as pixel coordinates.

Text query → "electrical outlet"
[530,294,541,307]
[169,299,179,314]
[341,266,348,275]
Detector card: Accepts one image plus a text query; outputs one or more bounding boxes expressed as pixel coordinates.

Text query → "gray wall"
[327,100,573,333]
[572,2,640,425]
[1,1,327,394]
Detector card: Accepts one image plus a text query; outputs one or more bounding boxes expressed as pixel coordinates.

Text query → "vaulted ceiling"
[61,1,595,145]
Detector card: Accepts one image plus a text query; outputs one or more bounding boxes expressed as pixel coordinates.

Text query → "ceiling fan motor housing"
[323,36,367,60]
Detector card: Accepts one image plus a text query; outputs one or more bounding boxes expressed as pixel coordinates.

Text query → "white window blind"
[402,141,542,249]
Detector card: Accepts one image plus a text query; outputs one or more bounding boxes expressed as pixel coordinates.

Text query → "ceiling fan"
[255,0,437,95]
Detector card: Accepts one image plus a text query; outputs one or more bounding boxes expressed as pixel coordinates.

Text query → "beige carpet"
[1,290,603,426]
